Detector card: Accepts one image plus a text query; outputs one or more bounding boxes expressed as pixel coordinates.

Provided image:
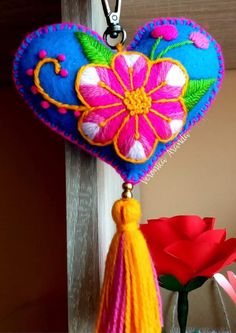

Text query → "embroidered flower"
[76,52,188,163]
[151,25,178,41]
[189,32,209,49]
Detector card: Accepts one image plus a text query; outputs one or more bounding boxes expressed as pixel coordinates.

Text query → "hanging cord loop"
[101,0,127,49]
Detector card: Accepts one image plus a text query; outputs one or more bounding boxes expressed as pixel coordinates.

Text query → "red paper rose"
[141,216,236,285]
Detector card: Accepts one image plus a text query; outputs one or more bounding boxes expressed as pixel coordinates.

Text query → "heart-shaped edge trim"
[126,17,224,183]
[13,19,224,185]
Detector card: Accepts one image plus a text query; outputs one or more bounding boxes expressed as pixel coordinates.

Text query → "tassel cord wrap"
[96,198,162,333]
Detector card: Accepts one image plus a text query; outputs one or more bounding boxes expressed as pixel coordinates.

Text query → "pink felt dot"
[60,69,68,78]
[39,50,47,59]
[26,68,34,76]
[41,101,50,109]
[58,107,67,114]
[57,54,66,61]
[151,24,178,41]
[74,110,81,117]
[31,85,38,94]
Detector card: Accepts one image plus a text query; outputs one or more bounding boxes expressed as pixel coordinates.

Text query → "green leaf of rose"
[75,32,113,65]
[184,78,216,111]
[184,276,208,292]
[159,275,183,292]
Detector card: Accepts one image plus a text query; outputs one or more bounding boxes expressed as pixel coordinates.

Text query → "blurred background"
[0,0,67,331]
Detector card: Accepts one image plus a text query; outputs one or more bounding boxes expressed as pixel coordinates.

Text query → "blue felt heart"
[13,19,224,184]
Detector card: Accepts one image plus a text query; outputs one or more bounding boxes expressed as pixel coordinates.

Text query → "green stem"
[177,291,189,333]
[156,40,193,59]
[150,37,162,60]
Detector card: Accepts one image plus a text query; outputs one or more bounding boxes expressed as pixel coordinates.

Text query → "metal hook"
[101,0,127,49]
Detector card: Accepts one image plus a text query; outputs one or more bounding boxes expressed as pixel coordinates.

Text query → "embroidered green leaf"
[75,32,113,65]
[183,78,216,111]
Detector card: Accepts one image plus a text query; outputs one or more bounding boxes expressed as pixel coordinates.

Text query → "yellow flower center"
[123,87,152,116]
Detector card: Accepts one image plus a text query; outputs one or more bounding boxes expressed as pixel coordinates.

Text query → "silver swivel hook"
[101,0,127,49]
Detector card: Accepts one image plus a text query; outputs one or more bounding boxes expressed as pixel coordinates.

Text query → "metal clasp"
[101,0,127,49]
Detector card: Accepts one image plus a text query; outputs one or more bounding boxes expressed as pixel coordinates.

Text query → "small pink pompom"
[31,85,38,94]
[189,32,209,49]
[151,24,178,41]
[57,54,66,61]
[26,68,34,76]
[60,69,68,78]
[39,50,47,59]
[58,107,67,114]
[74,110,81,117]
[41,101,50,109]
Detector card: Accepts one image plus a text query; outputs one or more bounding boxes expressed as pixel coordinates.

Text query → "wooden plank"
[61,1,99,332]
[65,145,99,333]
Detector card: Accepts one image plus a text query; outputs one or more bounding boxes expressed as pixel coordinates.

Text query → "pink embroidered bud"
[151,25,178,41]
[189,32,209,49]
[26,68,34,76]
[41,101,50,109]
[38,50,47,59]
[60,69,68,78]
[57,54,66,62]
[31,85,38,94]
[58,107,67,114]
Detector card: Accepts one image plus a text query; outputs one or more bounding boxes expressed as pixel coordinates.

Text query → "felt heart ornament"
[13,19,224,184]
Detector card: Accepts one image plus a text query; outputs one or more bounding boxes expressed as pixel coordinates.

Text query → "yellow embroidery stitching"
[152,98,179,103]
[135,115,140,140]
[143,114,160,139]
[34,58,85,112]
[129,67,134,90]
[147,82,166,96]
[113,68,129,91]
[100,108,126,127]
[90,102,123,111]
[114,114,159,164]
[99,81,124,100]
[149,108,171,122]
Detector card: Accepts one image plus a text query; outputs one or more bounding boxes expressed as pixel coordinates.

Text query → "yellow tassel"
[96,198,162,333]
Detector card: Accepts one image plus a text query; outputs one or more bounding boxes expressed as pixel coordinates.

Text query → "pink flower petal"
[149,85,183,100]
[145,61,172,92]
[113,53,149,91]
[145,61,187,99]
[76,65,125,107]
[79,104,127,144]
[152,101,185,119]
[148,101,185,141]
[114,115,157,162]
